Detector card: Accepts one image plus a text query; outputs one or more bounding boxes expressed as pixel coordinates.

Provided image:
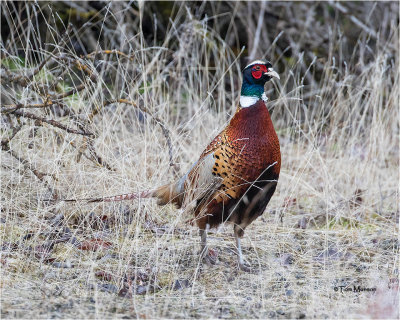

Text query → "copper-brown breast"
[200,100,280,204]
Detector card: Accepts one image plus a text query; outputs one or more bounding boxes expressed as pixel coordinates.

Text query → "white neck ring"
[240,93,268,108]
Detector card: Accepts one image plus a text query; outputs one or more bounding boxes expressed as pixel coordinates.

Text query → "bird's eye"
[255,66,260,70]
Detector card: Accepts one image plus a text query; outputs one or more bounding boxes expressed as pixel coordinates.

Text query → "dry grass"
[1,2,399,319]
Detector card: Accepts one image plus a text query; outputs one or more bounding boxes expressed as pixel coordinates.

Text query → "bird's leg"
[234,225,251,272]
[199,223,216,265]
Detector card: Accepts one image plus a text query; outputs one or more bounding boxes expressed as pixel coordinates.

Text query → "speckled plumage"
[79,59,281,271]
[188,100,280,233]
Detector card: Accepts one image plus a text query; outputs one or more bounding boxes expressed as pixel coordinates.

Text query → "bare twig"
[328,0,394,51]
[2,147,59,199]
[1,101,55,113]
[54,72,98,100]
[1,124,23,148]
[6,109,94,136]
[86,139,115,171]
[102,98,177,170]
[1,24,74,83]
[27,23,74,79]
[64,135,115,171]
[84,49,134,61]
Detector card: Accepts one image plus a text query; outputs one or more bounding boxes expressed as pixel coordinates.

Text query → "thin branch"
[2,147,59,199]
[1,24,74,83]
[1,101,55,113]
[103,98,177,169]
[1,124,23,148]
[328,0,394,51]
[54,71,97,100]
[6,109,94,136]
[84,49,134,61]
[64,135,115,171]
[86,139,115,171]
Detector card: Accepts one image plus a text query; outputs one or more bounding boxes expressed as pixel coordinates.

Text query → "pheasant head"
[240,60,280,108]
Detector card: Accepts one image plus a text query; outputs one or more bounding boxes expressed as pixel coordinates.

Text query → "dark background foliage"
[2,1,398,80]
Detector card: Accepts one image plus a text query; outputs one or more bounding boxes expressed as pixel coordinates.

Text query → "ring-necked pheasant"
[69,59,281,271]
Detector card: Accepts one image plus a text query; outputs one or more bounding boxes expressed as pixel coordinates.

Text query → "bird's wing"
[192,130,278,205]
[182,152,223,212]
[181,125,277,214]
[181,128,251,212]
[151,142,223,209]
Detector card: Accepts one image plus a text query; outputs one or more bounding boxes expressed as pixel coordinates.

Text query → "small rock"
[50,213,64,227]
[118,287,130,298]
[268,311,276,318]
[95,271,113,281]
[295,272,305,280]
[52,261,73,268]
[276,309,285,315]
[315,247,342,262]
[285,289,294,297]
[135,286,154,295]
[299,292,309,300]
[68,236,80,246]
[380,239,399,250]
[98,283,118,294]
[93,231,111,239]
[23,233,34,240]
[297,312,306,319]
[297,217,308,229]
[172,279,190,290]
[136,285,150,295]
[280,253,294,266]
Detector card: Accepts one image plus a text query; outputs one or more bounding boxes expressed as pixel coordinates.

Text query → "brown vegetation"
[1,1,399,318]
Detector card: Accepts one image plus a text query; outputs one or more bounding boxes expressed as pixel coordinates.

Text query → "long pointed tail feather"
[87,190,156,203]
[45,182,183,205]
[56,190,156,203]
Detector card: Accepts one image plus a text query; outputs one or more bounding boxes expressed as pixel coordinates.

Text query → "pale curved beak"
[264,68,280,80]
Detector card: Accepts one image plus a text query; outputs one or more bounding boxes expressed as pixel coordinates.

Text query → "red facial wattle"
[251,65,268,79]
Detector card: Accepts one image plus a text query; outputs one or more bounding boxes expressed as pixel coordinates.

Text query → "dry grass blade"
[103,98,177,169]
[1,2,398,319]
